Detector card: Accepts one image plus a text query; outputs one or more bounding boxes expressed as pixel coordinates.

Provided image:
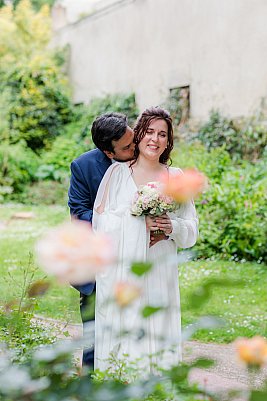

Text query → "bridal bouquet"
[131,181,177,218]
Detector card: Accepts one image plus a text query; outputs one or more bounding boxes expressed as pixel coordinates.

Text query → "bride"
[93,107,198,373]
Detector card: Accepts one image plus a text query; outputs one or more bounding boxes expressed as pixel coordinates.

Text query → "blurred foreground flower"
[235,336,267,367]
[35,221,116,285]
[114,282,142,307]
[161,169,207,203]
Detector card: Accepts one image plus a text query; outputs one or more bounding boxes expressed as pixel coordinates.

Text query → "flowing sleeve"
[93,163,120,217]
[92,163,148,265]
[167,168,199,249]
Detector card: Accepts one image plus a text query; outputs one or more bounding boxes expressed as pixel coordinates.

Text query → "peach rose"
[161,169,207,203]
[35,221,116,285]
[235,336,267,367]
[114,282,142,307]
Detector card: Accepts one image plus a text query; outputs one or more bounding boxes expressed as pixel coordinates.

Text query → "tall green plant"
[0,0,73,151]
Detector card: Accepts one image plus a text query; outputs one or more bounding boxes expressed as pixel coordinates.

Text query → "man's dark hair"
[91,112,128,152]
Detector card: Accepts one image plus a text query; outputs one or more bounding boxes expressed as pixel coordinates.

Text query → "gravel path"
[35,316,267,401]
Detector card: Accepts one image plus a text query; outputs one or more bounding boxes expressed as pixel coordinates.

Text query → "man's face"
[105,127,135,162]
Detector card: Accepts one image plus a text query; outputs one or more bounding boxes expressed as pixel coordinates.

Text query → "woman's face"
[138,118,168,161]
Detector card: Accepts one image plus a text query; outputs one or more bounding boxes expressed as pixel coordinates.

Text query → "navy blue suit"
[68,148,112,366]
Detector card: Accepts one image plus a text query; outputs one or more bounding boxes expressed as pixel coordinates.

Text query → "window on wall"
[168,86,190,127]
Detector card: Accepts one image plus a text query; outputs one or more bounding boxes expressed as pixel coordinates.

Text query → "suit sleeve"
[68,160,93,223]
[68,159,95,295]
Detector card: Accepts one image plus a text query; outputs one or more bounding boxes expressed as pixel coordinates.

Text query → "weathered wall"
[52,0,267,119]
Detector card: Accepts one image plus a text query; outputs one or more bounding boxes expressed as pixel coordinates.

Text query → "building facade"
[52,0,267,119]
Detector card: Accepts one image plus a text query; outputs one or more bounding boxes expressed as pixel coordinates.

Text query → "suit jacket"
[68,148,112,295]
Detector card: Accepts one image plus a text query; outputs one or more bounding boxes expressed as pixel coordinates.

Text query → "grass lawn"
[0,203,266,343]
[0,203,80,323]
[180,259,267,342]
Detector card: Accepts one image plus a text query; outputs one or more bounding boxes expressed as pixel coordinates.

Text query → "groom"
[68,112,135,368]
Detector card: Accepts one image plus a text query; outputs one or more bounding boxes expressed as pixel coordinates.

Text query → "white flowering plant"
[131,181,177,217]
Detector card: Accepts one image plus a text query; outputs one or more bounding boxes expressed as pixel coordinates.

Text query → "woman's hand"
[155,214,173,235]
[150,233,168,247]
[145,214,172,248]
[145,215,158,232]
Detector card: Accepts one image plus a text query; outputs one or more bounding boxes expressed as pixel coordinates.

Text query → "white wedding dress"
[92,162,198,373]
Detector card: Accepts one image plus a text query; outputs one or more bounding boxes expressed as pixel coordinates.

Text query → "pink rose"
[161,169,207,203]
[35,220,116,285]
[114,281,142,307]
[235,336,267,367]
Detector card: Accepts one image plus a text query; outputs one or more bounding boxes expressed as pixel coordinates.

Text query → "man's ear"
[103,150,115,160]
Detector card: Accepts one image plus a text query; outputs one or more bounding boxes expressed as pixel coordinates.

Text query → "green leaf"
[192,357,214,369]
[27,279,50,297]
[168,364,190,382]
[188,277,244,309]
[249,390,267,401]
[142,305,164,318]
[131,261,153,276]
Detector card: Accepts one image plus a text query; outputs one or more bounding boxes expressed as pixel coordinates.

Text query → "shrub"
[171,142,232,183]
[172,143,267,263]
[195,110,267,161]
[36,136,92,181]
[17,179,68,205]
[0,1,74,151]
[0,254,55,363]
[196,159,267,263]
[0,142,39,200]
[0,309,55,363]
[196,110,236,152]
[83,93,139,128]
[0,57,74,151]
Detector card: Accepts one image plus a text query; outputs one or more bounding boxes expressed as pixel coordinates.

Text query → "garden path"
[35,316,267,401]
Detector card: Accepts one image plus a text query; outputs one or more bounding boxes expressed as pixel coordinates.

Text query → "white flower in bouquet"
[131,182,177,217]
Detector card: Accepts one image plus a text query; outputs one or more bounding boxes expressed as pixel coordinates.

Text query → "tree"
[0,0,56,11]
[0,0,73,151]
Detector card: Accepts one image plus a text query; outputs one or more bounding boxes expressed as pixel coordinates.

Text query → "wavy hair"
[131,106,173,165]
